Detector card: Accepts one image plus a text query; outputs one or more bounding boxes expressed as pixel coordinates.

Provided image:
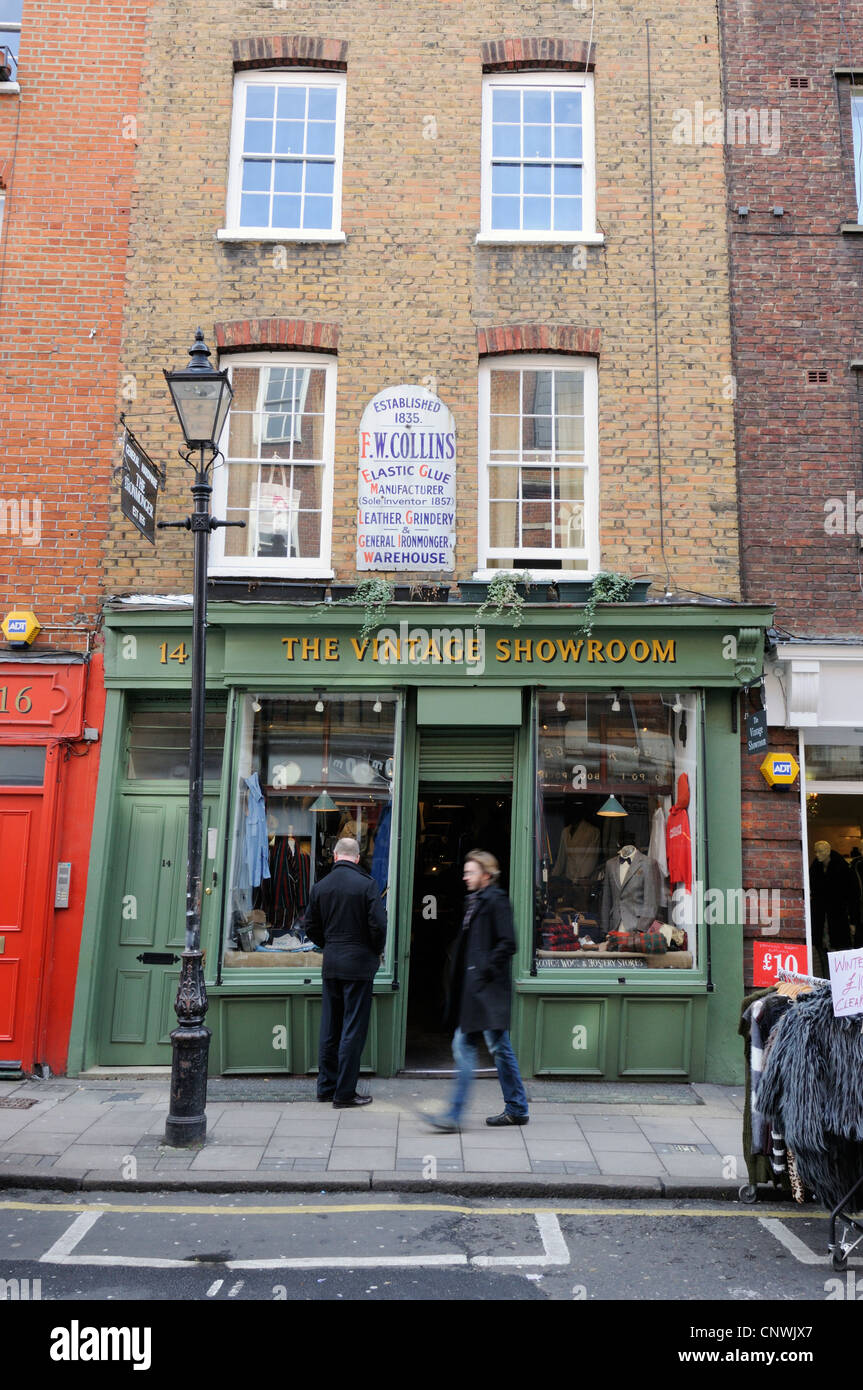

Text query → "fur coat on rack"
[755,985,863,1210]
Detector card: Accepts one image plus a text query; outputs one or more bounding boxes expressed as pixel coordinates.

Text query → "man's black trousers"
[318,976,374,1102]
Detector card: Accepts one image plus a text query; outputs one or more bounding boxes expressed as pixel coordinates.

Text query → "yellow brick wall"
[108,1,740,599]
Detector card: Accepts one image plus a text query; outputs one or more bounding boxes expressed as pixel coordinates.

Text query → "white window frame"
[210,351,336,578]
[0,2,20,90]
[852,90,863,223]
[476,353,600,580]
[477,71,600,245]
[219,69,347,243]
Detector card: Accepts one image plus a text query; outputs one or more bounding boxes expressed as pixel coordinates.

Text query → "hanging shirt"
[243,773,271,889]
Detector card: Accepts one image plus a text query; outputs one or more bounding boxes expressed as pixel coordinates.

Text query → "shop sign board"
[120,429,160,545]
[745,707,768,754]
[828,947,863,1017]
[752,941,810,986]
[357,385,456,571]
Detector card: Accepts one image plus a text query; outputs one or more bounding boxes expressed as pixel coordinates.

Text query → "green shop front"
[68,600,770,1083]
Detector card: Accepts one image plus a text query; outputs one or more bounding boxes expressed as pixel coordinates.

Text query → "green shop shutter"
[418,729,516,784]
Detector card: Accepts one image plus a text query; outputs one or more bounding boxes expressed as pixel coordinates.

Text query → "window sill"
[475,231,604,246]
[217,229,346,244]
[208,566,335,580]
[471,569,595,582]
[0,82,20,95]
[840,222,863,235]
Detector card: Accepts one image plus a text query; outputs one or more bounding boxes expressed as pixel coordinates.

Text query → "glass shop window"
[0,744,45,786]
[535,691,698,971]
[224,692,397,967]
[125,708,226,781]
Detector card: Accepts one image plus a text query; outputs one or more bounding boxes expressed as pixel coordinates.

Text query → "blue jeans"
[447,1027,529,1123]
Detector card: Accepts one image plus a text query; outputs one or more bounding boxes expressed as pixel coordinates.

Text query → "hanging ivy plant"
[574,571,635,638]
[337,577,395,643]
[474,571,532,630]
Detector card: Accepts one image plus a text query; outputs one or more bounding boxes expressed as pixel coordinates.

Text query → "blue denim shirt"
[243,772,271,888]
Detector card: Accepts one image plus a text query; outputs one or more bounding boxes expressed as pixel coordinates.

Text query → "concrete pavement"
[0,1075,754,1197]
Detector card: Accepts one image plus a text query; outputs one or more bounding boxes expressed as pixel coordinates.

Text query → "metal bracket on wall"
[136,952,181,966]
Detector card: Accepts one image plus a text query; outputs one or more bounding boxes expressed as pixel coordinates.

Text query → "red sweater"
[666,773,692,892]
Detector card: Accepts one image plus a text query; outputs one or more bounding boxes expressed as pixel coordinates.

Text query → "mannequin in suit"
[600,846,660,936]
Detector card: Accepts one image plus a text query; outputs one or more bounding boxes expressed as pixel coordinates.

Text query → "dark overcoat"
[446,883,516,1034]
[303,861,387,980]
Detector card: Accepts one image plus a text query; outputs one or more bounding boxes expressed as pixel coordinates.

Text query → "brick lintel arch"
[477,325,600,357]
[481,38,595,73]
[232,36,348,71]
[214,318,340,354]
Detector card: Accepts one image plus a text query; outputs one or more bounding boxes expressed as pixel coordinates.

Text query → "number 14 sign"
[752,941,810,986]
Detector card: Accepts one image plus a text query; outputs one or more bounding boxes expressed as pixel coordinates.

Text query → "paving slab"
[591,1151,668,1177]
[327,1148,396,1169]
[189,1146,267,1169]
[263,1138,333,1159]
[458,1151,532,1172]
[582,1132,655,1153]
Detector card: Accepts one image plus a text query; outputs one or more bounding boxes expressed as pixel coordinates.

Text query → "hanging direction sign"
[120,429,161,545]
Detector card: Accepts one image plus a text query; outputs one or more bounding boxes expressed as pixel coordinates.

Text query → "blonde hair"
[465,849,500,882]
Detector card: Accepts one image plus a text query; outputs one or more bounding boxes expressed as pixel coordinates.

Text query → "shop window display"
[535,691,698,970]
[224,693,397,967]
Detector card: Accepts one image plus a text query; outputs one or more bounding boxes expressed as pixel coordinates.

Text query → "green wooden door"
[98,793,219,1065]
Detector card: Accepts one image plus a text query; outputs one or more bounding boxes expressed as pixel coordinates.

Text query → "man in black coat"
[810,841,859,977]
[304,837,387,1108]
[423,849,529,1132]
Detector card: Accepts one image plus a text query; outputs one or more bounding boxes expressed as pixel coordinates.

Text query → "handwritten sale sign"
[828,948,863,1018]
[357,385,456,571]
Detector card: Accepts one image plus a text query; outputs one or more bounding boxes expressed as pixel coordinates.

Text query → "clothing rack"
[775,967,827,988]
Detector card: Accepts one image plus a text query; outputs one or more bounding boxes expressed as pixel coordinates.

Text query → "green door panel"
[533,997,608,1075]
[219,998,293,1073]
[618,998,693,1076]
[302,998,377,1074]
[99,793,217,1065]
[119,801,166,947]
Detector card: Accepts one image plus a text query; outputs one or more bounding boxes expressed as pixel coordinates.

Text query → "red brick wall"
[720,3,863,638]
[740,725,807,988]
[0,2,151,653]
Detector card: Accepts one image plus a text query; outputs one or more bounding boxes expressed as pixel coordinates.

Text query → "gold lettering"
[424,639,443,662]
[301,637,320,660]
[281,637,300,659]
[557,638,584,661]
[536,639,556,662]
[606,639,626,662]
[587,639,604,662]
[324,637,339,660]
[350,638,370,660]
[443,637,463,662]
[466,636,482,663]
[652,638,676,663]
[513,639,532,661]
[630,639,650,662]
[496,639,511,662]
[379,637,399,662]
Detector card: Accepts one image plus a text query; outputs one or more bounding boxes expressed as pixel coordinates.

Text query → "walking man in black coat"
[423,849,529,1132]
[304,837,387,1108]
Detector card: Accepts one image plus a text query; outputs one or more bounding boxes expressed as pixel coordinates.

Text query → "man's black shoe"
[485,1111,528,1126]
[333,1094,373,1108]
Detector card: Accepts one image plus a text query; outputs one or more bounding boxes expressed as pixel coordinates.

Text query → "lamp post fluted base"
[163,950,211,1148]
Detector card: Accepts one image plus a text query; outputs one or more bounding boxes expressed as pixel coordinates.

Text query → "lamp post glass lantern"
[160,329,238,1148]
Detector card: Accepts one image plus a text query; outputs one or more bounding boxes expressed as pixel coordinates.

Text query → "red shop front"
[0,654,105,1075]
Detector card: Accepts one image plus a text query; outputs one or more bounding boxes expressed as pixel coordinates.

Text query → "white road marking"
[39,1211,103,1262]
[226,1254,468,1270]
[228,1280,244,1296]
[472,1212,570,1268]
[759,1218,826,1266]
[206,1279,224,1296]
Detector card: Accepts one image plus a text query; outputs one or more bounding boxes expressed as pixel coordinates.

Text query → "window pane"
[489,464,519,498]
[490,370,521,413]
[523,196,551,229]
[225,695,395,967]
[247,85,275,118]
[274,120,304,154]
[243,121,273,155]
[305,162,334,195]
[490,501,519,547]
[854,97,863,221]
[271,194,302,228]
[276,86,306,119]
[554,90,582,125]
[555,165,582,197]
[524,125,551,159]
[524,164,551,196]
[492,124,521,159]
[524,91,551,123]
[491,196,520,230]
[307,122,336,156]
[491,163,520,195]
[535,693,696,971]
[554,125,583,160]
[523,371,553,416]
[0,746,45,786]
[492,88,521,123]
[273,161,303,193]
[302,195,333,228]
[490,414,520,453]
[242,162,271,193]
[554,198,582,232]
[126,710,225,781]
[240,193,270,226]
[308,87,337,120]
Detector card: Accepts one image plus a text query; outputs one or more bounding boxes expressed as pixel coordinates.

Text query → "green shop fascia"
[68,598,772,1083]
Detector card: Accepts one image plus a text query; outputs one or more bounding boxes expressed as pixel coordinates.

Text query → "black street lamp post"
[160,329,240,1147]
